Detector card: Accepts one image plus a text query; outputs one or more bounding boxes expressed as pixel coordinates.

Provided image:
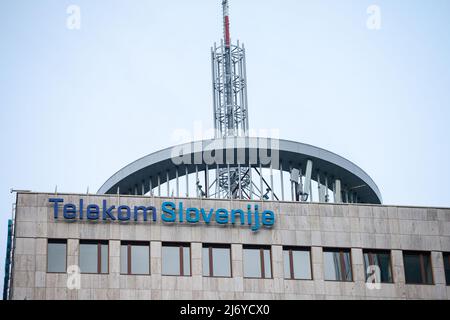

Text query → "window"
[203,244,231,277]
[444,253,450,286]
[323,248,353,282]
[120,241,150,275]
[79,240,109,274]
[47,239,67,273]
[363,250,393,283]
[162,243,191,276]
[403,251,433,285]
[243,245,272,279]
[283,247,312,280]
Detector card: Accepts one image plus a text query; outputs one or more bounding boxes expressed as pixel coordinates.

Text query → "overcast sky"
[1,0,450,291]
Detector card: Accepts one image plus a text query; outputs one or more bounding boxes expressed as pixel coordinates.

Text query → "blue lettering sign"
[48,198,276,232]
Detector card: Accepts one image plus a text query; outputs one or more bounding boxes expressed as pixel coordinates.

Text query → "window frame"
[323,247,353,282]
[79,240,109,275]
[243,245,273,280]
[162,242,191,277]
[283,246,313,280]
[46,239,67,274]
[444,252,450,286]
[362,249,394,284]
[403,250,434,285]
[203,244,232,278]
[120,241,151,276]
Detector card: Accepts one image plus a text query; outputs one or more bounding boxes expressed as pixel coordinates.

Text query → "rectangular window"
[162,243,191,276]
[283,247,312,280]
[363,250,393,283]
[444,253,450,286]
[323,248,353,282]
[79,240,109,274]
[120,241,150,275]
[47,239,67,273]
[203,244,231,278]
[243,245,272,279]
[403,251,433,285]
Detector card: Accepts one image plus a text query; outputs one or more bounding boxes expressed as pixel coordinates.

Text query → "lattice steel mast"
[211,0,252,199]
[212,0,249,138]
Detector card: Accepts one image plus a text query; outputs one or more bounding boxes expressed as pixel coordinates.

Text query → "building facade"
[7,191,450,300]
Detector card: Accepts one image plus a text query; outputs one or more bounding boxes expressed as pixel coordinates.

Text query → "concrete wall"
[9,192,450,300]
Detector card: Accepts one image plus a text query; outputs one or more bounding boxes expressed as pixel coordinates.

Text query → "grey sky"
[1,0,450,290]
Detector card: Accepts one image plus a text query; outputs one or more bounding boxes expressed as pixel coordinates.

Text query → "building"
[5,191,450,300]
[3,1,450,300]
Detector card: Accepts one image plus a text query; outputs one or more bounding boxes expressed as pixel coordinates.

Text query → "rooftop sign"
[49,198,275,232]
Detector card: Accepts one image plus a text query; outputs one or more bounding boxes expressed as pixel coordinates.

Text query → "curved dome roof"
[97,137,382,204]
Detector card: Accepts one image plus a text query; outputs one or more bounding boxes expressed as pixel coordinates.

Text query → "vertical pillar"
[325,175,329,203]
[431,252,447,286]
[351,248,365,282]
[299,167,304,201]
[109,240,120,282]
[391,250,406,291]
[289,164,294,202]
[231,244,244,290]
[270,163,274,201]
[280,162,285,201]
[303,160,313,202]
[195,165,199,198]
[205,165,209,198]
[335,179,342,203]
[149,177,153,197]
[176,168,179,198]
[318,172,326,203]
[238,164,242,199]
[311,247,324,281]
[150,241,162,276]
[216,164,220,199]
[166,171,170,197]
[158,174,161,197]
[249,165,253,200]
[227,165,231,199]
[271,245,284,280]
[260,163,264,201]
[185,167,189,198]
[191,242,203,283]
[67,239,79,280]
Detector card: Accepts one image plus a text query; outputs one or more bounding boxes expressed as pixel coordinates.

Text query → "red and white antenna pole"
[223,0,231,48]
[221,0,235,135]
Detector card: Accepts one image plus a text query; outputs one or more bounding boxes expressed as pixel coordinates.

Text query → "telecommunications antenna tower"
[98,0,383,206]
[212,0,252,199]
